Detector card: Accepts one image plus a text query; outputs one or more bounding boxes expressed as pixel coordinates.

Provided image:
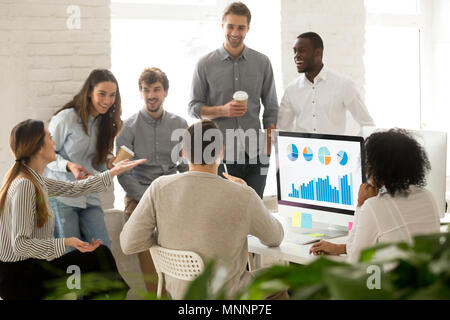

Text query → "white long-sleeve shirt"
[277,66,375,135]
[120,171,284,299]
[346,186,441,262]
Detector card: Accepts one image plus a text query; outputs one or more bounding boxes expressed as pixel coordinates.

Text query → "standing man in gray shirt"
[188,2,279,199]
[116,67,188,293]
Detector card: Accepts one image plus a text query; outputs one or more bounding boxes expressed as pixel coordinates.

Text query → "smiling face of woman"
[88,81,117,117]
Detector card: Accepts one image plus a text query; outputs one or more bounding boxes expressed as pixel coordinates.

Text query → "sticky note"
[292,212,302,227]
[348,222,354,231]
[301,213,313,229]
[307,233,324,237]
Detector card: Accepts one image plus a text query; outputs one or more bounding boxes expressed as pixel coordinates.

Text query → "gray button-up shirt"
[188,45,279,159]
[116,109,189,201]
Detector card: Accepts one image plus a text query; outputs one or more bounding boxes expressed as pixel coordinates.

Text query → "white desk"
[247,212,348,267]
[440,212,450,224]
[248,234,348,268]
[248,212,450,268]
[248,234,347,267]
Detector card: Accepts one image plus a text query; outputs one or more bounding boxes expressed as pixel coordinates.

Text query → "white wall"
[279,0,366,134]
[0,0,111,178]
[280,0,366,90]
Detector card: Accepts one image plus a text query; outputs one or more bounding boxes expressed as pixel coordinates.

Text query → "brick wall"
[0,0,111,178]
[280,0,366,89]
[280,0,366,134]
[0,0,368,178]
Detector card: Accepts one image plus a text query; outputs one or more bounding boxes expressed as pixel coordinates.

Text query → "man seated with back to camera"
[120,120,286,299]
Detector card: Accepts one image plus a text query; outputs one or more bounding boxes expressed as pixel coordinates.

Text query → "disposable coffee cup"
[233,91,248,107]
[113,145,135,165]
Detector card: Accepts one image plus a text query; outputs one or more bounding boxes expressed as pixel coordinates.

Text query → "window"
[117,0,216,4]
[364,0,427,130]
[111,0,282,207]
[111,18,220,121]
[365,0,419,15]
[364,1,450,182]
[364,26,421,129]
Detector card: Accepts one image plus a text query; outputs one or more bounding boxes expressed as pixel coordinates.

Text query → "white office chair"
[149,245,204,299]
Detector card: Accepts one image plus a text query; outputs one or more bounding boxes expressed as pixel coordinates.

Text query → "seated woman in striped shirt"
[0,119,146,300]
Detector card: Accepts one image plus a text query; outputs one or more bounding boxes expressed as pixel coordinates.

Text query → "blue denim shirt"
[44,108,107,208]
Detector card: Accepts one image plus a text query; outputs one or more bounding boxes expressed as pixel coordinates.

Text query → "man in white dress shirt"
[277,32,375,135]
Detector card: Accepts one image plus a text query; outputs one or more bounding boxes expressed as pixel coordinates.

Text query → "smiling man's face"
[293,37,321,74]
[222,14,249,50]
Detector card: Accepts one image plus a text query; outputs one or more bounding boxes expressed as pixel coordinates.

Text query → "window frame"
[364,0,432,129]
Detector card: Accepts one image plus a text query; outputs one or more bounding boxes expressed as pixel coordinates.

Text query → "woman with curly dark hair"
[310,129,441,262]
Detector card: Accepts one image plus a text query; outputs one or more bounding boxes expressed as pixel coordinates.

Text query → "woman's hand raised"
[357,182,378,207]
[108,159,147,178]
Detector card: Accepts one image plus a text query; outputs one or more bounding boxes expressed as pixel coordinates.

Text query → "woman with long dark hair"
[0,119,145,299]
[310,129,441,262]
[44,69,123,249]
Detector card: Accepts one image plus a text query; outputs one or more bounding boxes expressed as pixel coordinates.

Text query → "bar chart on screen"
[288,173,354,206]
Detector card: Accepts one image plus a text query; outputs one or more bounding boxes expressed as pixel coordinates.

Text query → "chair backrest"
[150,245,204,281]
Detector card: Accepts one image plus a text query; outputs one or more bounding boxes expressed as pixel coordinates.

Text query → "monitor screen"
[275,131,366,216]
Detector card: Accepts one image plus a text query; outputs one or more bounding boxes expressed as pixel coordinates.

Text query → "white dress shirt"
[277,66,375,135]
[346,186,441,262]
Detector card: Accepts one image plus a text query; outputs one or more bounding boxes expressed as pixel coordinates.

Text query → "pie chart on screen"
[287,144,299,161]
[337,151,349,166]
[303,147,313,162]
[318,147,331,165]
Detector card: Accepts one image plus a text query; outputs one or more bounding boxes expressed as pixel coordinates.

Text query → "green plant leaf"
[324,264,395,300]
[289,283,328,300]
[181,231,450,300]
[182,260,215,300]
[408,282,450,300]
[43,272,128,300]
[359,242,398,262]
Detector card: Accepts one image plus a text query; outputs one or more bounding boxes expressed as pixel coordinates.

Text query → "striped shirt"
[0,165,111,262]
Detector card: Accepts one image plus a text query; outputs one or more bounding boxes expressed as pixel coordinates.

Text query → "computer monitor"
[275,131,365,239]
[361,127,447,218]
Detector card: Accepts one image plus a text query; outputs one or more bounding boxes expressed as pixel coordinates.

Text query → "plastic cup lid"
[233,91,248,101]
[120,145,135,156]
